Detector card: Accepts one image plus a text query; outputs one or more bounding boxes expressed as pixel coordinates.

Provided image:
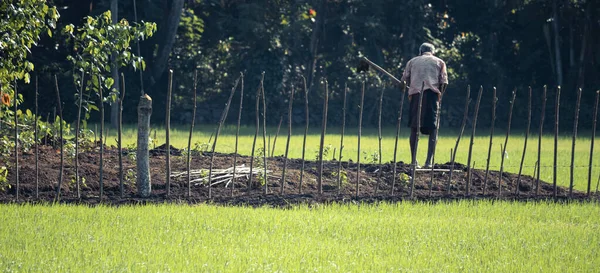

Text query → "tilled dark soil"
[1,145,595,206]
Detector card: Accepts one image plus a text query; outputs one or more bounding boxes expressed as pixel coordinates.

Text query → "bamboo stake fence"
[516,87,532,195]
[498,89,517,196]
[232,73,244,196]
[187,70,198,197]
[483,87,497,194]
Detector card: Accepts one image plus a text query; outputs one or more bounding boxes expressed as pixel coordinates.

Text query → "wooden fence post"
[569,88,582,197]
[281,84,295,195]
[209,75,240,198]
[187,70,198,197]
[448,86,471,193]
[516,87,532,195]
[498,88,517,196]
[553,86,561,198]
[14,81,19,201]
[261,75,268,194]
[375,86,384,194]
[466,86,483,196]
[356,79,365,197]
[249,72,264,189]
[318,79,329,194]
[535,86,547,196]
[483,87,497,195]
[337,84,348,193]
[232,73,244,196]
[588,90,599,196]
[35,76,40,199]
[391,83,407,195]
[299,75,309,194]
[53,76,64,202]
[119,73,126,198]
[166,70,173,196]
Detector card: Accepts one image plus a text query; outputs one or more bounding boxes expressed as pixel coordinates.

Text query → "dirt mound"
[0,145,595,206]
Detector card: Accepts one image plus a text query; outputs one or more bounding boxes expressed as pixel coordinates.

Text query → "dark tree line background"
[18,0,600,130]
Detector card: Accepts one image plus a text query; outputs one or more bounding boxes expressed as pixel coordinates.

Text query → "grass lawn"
[0,201,598,272]
[99,124,600,192]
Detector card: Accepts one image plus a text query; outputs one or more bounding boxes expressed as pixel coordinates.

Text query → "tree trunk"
[110,0,120,129]
[137,94,153,197]
[150,0,184,86]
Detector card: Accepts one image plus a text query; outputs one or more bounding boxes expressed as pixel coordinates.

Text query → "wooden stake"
[466,86,483,196]
[249,73,264,189]
[187,70,198,197]
[99,75,105,200]
[553,86,561,198]
[391,83,407,195]
[337,84,348,193]
[166,70,173,196]
[516,87,532,195]
[118,72,126,198]
[375,86,384,194]
[232,73,244,196]
[271,116,283,157]
[588,91,599,196]
[483,87,497,195]
[535,86,547,196]
[448,86,471,193]
[14,80,19,201]
[299,75,309,194]
[209,74,241,198]
[318,79,329,194]
[409,82,425,198]
[35,76,39,199]
[281,84,295,195]
[261,76,268,194]
[53,76,64,202]
[569,88,582,197]
[429,95,442,196]
[356,80,365,197]
[498,88,517,196]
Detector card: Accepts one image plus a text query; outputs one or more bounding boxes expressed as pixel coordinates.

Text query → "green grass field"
[1,201,598,272]
[101,124,600,192]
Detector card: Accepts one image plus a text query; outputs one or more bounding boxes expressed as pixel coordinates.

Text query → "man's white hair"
[420,43,435,54]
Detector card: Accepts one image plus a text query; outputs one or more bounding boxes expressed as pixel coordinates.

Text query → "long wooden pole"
[119,72,126,198]
[337,84,348,193]
[54,76,64,201]
[281,85,295,195]
[409,82,425,198]
[97,74,106,200]
[187,70,198,197]
[35,76,39,199]
[356,80,365,197]
[483,87,497,195]
[209,75,240,198]
[569,88,582,198]
[14,80,19,201]
[466,86,483,196]
[498,88,517,196]
[375,86,384,194]
[516,87,532,195]
[261,76,268,194]
[391,83,407,195]
[249,73,264,189]
[588,90,600,196]
[166,70,173,196]
[318,79,329,194]
[429,96,442,196]
[299,75,309,194]
[553,86,561,198]
[535,86,547,196]
[232,73,244,196]
[448,86,471,193]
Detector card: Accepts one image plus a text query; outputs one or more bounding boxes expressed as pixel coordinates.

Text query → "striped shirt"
[401,52,448,95]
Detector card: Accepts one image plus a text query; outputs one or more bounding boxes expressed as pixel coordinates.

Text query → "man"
[401,42,448,168]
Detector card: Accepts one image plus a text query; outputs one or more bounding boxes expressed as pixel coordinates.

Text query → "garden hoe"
[356,57,403,86]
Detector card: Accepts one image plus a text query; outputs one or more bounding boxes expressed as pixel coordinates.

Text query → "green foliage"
[0,0,59,88]
[63,10,156,120]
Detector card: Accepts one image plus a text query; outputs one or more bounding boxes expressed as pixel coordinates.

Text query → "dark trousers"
[408,89,440,166]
